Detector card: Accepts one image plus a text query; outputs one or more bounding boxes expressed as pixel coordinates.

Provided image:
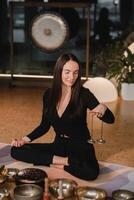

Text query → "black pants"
[10,136,99,181]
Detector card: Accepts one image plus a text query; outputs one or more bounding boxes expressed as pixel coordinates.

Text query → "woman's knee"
[64,163,99,181]
[78,166,99,181]
[10,146,27,160]
[85,169,99,180]
[82,163,100,180]
[10,146,19,159]
[10,145,33,163]
[10,146,16,157]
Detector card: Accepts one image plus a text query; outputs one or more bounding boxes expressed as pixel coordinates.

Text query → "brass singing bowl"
[15,168,47,184]
[76,186,107,200]
[13,184,43,200]
[112,189,134,200]
[49,178,78,198]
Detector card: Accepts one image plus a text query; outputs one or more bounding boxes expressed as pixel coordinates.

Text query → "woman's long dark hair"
[48,53,82,117]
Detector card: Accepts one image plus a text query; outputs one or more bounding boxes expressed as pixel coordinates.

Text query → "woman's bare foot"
[52,156,69,165]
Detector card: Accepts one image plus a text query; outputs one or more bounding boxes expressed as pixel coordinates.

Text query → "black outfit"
[11,87,115,180]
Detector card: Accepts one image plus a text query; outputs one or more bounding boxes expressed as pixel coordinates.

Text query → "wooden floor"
[0,81,134,167]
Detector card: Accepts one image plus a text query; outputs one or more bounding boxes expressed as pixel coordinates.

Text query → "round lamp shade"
[83,77,118,103]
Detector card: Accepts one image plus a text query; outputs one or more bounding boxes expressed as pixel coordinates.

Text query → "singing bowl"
[112,189,134,200]
[49,178,77,198]
[15,168,47,184]
[76,186,107,200]
[13,184,43,200]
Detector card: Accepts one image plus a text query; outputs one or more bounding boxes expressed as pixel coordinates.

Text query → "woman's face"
[61,60,79,87]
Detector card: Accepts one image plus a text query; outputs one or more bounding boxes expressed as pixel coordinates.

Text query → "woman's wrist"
[100,103,106,108]
[22,136,31,143]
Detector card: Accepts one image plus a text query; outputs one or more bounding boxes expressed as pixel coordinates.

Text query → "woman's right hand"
[11,136,31,147]
[89,103,107,118]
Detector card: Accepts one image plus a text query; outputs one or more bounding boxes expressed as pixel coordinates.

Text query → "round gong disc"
[30,13,69,52]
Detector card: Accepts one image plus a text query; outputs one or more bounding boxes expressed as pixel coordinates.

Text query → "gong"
[30,13,69,52]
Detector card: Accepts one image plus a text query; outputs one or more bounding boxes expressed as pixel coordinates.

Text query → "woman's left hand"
[89,103,107,118]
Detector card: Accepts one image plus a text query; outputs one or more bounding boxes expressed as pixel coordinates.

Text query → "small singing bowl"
[76,186,107,200]
[6,168,19,181]
[49,178,78,198]
[13,184,43,200]
[112,189,134,200]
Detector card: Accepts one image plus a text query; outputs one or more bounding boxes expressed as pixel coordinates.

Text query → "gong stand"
[9,1,90,86]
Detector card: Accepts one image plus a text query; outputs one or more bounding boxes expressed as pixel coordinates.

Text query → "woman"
[11,53,115,181]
